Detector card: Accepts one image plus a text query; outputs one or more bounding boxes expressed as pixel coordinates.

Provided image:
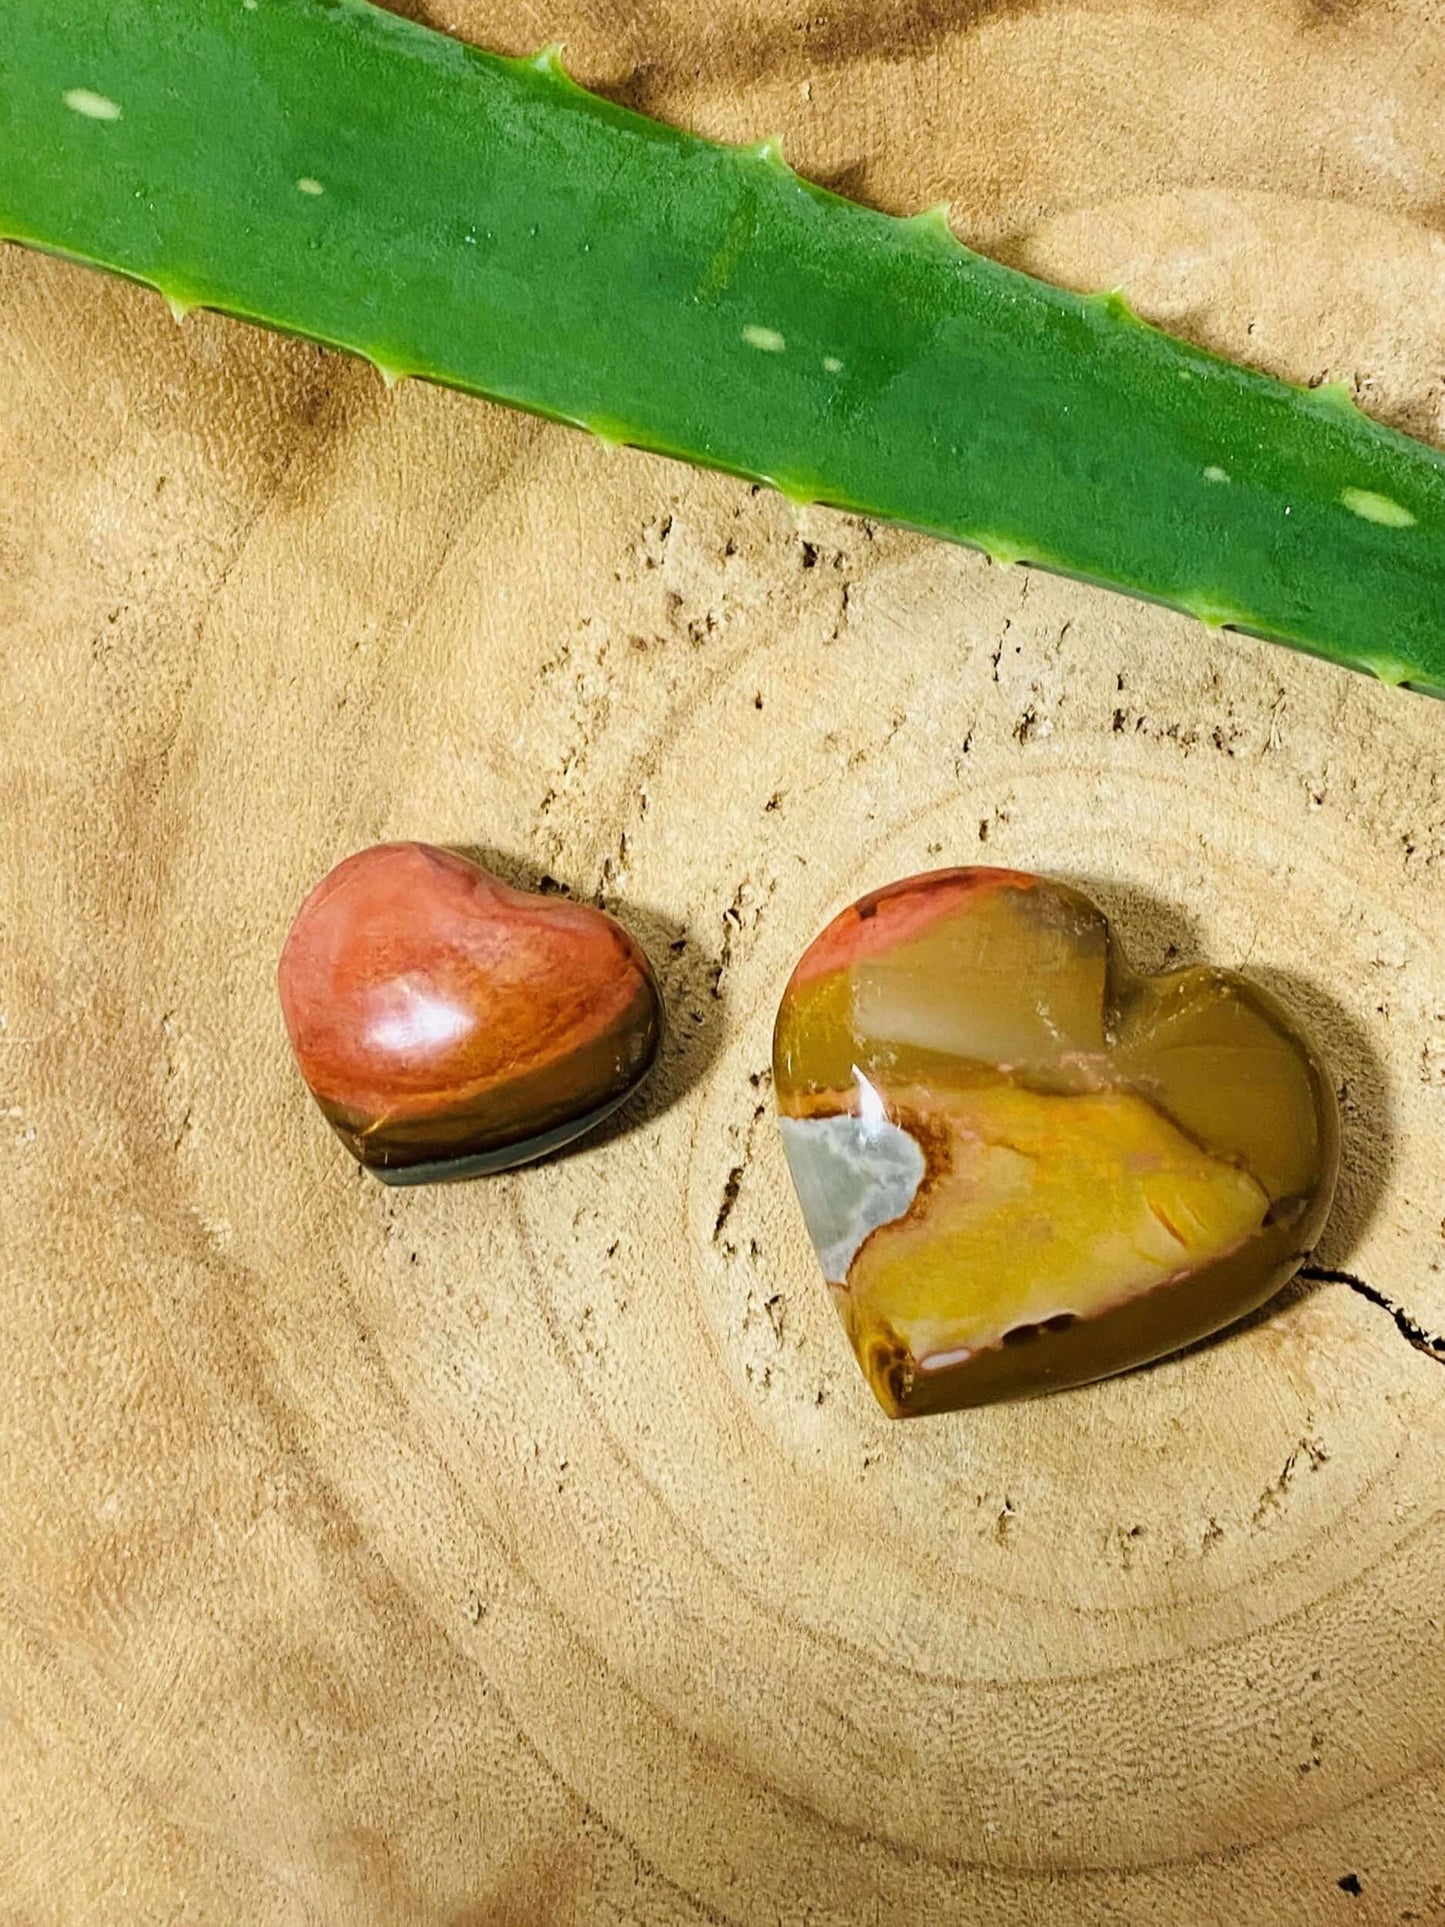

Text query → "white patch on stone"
[64,89,122,121]
[777,1111,925,1284]
[743,324,786,353]
[919,1343,973,1373]
[1341,487,1415,528]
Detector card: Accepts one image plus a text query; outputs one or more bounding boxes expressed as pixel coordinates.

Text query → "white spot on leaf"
[824,356,844,373]
[743,324,786,354]
[297,177,325,196]
[1203,466,1229,484]
[1341,487,1415,528]
[63,89,122,121]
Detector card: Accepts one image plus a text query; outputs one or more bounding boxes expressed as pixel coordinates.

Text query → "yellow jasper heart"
[773,868,1339,1416]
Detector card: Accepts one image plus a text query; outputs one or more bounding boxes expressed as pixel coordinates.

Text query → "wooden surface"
[4,1,1445,1919]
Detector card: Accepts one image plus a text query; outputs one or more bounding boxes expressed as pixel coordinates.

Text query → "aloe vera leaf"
[2,0,1443,691]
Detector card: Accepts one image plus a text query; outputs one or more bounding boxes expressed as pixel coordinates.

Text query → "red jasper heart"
[279,842,662,1182]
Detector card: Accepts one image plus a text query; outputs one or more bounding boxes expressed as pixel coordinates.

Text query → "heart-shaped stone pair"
[773,868,1339,1416]
[279,843,662,1182]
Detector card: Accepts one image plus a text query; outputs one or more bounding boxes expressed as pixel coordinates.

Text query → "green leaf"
[3,0,1443,689]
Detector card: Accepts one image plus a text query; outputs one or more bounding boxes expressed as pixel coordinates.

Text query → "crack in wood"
[1300,1264,1445,1364]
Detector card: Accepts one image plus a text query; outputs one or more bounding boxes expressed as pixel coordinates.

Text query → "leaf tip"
[1367,653,1419,688]
[976,532,1026,568]
[587,416,630,452]
[1309,378,1362,418]
[529,41,572,81]
[1182,593,1242,632]
[749,133,790,170]
[1089,286,1143,326]
[903,202,957,247]
[765,472,816,508]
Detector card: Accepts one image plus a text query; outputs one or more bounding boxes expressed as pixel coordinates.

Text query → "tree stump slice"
[3,1,1445,1920]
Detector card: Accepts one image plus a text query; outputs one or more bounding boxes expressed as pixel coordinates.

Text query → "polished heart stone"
[773,867,1339,1416]
[279,842,662,1182]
